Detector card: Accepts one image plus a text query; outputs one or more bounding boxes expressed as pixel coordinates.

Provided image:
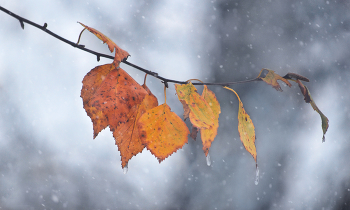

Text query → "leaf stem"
[164,85,167,104]
[76,27,86,45]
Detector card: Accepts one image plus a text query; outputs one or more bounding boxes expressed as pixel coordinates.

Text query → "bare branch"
[0,6,260,87]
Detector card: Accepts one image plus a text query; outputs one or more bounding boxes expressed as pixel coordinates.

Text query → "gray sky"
[1,0,350,209]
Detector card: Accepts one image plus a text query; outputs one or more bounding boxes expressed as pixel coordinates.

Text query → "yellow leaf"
[224,86,257,163]
[199,85,221,156]
[137,103,189,162]
[257,68,292,91]
[175,83,215,129]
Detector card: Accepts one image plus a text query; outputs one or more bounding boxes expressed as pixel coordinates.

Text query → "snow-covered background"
[0,0,349,209]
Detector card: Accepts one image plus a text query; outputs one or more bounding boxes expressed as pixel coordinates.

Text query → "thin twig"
[0,6,260,86]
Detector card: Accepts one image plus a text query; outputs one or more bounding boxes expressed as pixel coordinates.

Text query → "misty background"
[0,0,349,209]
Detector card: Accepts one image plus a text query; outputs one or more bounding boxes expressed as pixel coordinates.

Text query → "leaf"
[138,103,190,162]
[112,83,158,168]
[198,85,221,156]
[175,83,220,156]
[79,22,130,67]
[224,87,257,163]
[295,79,329,142]
[257,68,292,91]
[283,72,310,82]
[175,83,215,129]
[81,63,149,166]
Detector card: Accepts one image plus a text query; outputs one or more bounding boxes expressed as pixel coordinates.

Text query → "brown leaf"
[190,126,199,140]
[295,79,329,142]
[283,73,310,82]
[81,63,149,168]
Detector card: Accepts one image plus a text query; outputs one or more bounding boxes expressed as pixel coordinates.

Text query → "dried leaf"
[224,87,257,163]
[283,72,310,82]
[190,126,199,140]
[138,103,189,162]
[257,68,292,91]
[113,84,158,168]
[81,63,149,167]
[295,80,329,142]
[79,22,130,67]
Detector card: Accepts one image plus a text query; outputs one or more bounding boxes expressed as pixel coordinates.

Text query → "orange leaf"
[81,63,149,167]
[295,79,329,142]
[224,87,257,163]
[81,63,115,137]
[138,103,189,162]
[175,83,215,129]
[79,22,130,67]
[257,68,292,91]
[113,84,158,168]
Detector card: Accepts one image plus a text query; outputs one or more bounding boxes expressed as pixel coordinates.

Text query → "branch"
[0,6,261,87]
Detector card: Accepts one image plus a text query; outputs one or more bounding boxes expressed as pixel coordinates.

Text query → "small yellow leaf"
[257,68,292,91]
[224,86,257,163]
[175,83,215,129]
[199,85,221,156]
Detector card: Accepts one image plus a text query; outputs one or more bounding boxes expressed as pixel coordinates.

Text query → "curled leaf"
[295,80,329,142]
[257,68,291,91]
[283,72,310,82]
[79,22,130,67]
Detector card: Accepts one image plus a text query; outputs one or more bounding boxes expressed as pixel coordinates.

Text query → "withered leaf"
[81,63,151,168]
[113,83,158,168]
[79,22,130,67]
[295,79,329,142]
[257,68,292,91]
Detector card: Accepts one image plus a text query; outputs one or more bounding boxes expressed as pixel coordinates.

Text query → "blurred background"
[0,0,349,209]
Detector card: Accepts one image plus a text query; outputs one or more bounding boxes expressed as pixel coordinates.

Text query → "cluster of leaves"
[78,23,329,172]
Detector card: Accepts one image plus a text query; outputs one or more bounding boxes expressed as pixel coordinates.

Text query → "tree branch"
[0,6,261,87]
